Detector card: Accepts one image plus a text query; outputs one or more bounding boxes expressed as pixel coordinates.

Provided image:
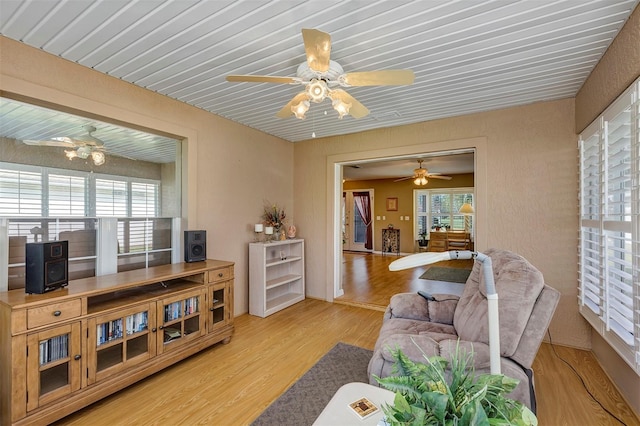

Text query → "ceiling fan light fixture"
[291,99,310,119]
[332,98,351,119]
[91,150,105,166]
[76,146,91,159]
[307,79,328,102]
[413,176,428,185]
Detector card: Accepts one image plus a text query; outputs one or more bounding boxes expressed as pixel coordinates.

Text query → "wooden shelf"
[266,274,303,290]
[265,293,305,315]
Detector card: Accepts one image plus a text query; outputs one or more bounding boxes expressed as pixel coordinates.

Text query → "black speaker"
[25,241,69,294]
[184,230,206,262]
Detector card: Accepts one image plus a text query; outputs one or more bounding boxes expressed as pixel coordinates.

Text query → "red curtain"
[353,192,372,250]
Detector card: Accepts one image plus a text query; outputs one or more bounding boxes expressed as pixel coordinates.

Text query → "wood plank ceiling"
[0,0,638,167]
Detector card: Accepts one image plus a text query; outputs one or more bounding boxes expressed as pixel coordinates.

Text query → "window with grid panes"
[1,162,169,285]
[414,189,474,241]
[578,77,640,374]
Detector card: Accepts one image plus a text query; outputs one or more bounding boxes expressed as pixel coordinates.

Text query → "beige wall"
[0,36,293,316]
[294,98,587,348]
[344,174,474,253]
[575,5,640,132]
[574,7,640,415]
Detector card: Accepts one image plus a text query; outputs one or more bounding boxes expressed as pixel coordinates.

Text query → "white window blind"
[131,182,157,217]
[48,174,86,217]
[578,77,640,374]
[0,168,42,217]
[96,179,128,216]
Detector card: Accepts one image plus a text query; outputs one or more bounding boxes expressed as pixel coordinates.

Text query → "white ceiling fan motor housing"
[296,60,344,87]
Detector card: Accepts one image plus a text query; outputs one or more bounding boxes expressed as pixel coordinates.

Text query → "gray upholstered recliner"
[367,248,560,411]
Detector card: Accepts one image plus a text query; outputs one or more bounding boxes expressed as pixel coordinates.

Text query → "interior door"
[342,190,372,252]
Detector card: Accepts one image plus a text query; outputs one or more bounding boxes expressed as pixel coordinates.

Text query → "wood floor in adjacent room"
[55,252,638,426]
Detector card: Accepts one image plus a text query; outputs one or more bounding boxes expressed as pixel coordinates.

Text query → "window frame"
[578,77,640,374]
[414,188,474,241]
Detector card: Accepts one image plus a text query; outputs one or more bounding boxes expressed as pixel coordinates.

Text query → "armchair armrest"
[386,293,459,325]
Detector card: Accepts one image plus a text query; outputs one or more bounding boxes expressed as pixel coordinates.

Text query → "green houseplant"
[376,344,538,426]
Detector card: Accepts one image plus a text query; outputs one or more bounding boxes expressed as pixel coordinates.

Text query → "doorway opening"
[327,137,487,302]
[342,189,374,252]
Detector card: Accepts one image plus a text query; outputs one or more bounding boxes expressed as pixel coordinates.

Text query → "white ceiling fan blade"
[393,176,413,182]
[428,175,452,180]
[302,28,331,72]
[329,89,369,118]
[342,70,415,86]
[226,75,298,84]
[276,92,309,118]
[21,139,75,148]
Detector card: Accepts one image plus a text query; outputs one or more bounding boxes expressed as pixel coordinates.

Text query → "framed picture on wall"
[386,197,398,211]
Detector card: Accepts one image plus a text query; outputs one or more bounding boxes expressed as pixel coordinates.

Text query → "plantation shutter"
[131,182,157,217]
[0,167,42,216]
[604,103,634,345]
[95,179,128,216]
[48,174,86,217]
[579,125,603,315]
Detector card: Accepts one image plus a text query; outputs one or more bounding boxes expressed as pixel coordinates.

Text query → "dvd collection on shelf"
[126,312,149,335]
[39,334,69,366]
[164,297,199,322]
[97,318,123,346]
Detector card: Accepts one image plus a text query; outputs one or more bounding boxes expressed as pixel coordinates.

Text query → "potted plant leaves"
[418,231,428,247]
[376,343,538,426]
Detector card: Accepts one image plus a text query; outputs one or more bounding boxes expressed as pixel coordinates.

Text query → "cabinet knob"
[151,328,157,332]
[74,354,81,361]
[159,325,164,330]
[210,308,215,312]
[218,272,223,277]
[53,310,61,317]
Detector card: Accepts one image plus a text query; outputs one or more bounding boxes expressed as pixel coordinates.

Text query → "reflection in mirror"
[0,97,183,290]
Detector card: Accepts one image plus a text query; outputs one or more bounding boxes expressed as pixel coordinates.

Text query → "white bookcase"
[249,239,305,317]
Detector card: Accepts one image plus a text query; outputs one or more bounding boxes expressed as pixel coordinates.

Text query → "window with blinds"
[1,162,169,288]
[578,77,639,374]
[48,173,86,217]
[414,189,474,239]
[96,178,127,216]
[0,167,42,216]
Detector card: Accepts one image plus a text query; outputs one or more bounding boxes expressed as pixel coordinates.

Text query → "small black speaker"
[26,241,69,294]
[184,230,206,262]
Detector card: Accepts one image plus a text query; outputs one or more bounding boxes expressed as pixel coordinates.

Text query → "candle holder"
[254,223,264,242]
[264,226,274,242]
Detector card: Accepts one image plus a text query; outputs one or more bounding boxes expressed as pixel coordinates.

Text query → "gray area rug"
[419,266,471,283]
[251,342,373,426]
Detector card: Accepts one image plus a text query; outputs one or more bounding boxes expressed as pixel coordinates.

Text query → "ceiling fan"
[226,29,415,120]
[21,125,107,165]
[394,159,452,185]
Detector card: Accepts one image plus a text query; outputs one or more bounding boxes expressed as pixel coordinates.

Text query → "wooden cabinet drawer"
[209,267,232,283]
[27,299,82,329]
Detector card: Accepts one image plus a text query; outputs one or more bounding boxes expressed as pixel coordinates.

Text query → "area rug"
[419,266,471,284]
[251,342,373,425]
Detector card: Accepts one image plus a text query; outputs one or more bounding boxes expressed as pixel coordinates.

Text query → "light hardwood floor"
[54,252,638,425]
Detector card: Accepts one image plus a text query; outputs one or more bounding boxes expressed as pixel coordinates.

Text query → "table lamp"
[389,250,501,374]
[459,203,474,233]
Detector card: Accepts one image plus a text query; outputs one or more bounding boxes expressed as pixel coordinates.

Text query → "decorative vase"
[287,225,297,239]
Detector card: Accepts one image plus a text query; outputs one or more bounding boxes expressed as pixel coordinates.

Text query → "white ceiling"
[0,0,637,172]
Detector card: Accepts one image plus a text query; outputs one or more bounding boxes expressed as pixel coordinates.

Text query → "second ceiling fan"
[226,29,414,120]
[394,159,452,185]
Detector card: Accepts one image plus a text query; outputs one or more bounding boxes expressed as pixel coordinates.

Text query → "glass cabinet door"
[208,282,233,332]
[26,323,81,411]
[157,289,205,354]
[87,303,156,385]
